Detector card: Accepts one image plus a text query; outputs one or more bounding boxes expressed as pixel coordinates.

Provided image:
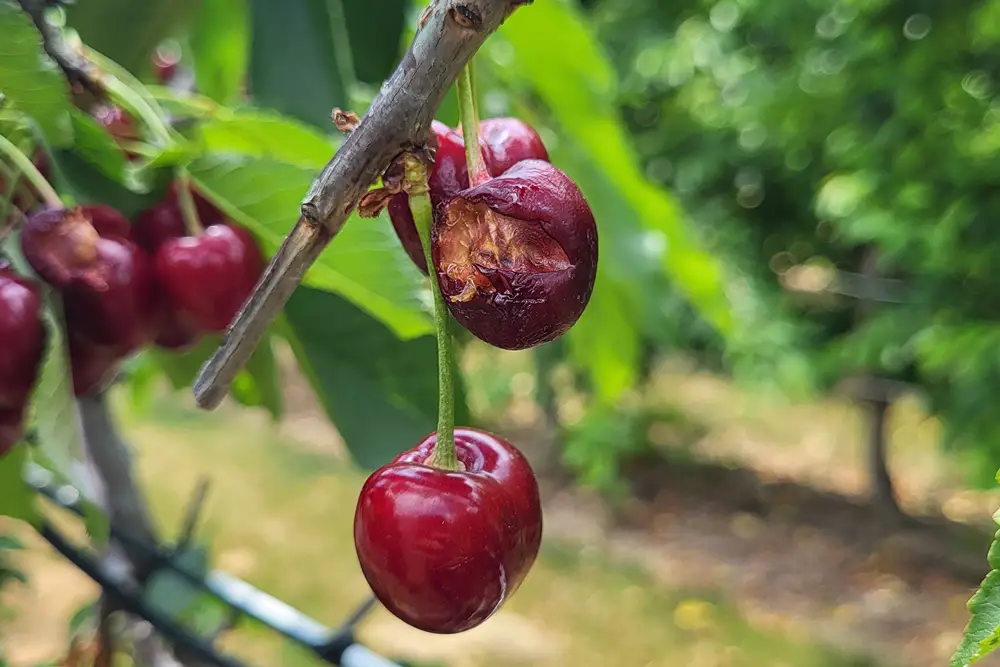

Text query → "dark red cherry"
[432,160,598,350]
[91,104,141,161]
[20,207,160,353]
[0,267,46,409]
[477,117,550,176]
[82,204,132,241]
[154,223,264,333]
[354,427,542,634]
[68,335,122,397]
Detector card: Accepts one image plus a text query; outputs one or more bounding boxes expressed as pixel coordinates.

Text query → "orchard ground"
[2,344,999,667]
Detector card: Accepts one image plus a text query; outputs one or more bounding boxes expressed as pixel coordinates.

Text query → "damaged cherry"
[432,160,598,350]
[476,117,550,176]
[20,206,160,353]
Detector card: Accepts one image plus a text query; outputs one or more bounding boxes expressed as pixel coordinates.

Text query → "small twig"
[175,477,211,551]
[192,0,531,410]
[16,0,104,97]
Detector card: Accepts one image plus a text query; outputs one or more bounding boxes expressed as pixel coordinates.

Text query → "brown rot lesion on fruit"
[331,108,360,134]
[436,197,572,304]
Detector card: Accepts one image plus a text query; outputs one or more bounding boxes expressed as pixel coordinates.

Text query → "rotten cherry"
[354,427,542,634]
[20,206,161,353]
[432,159,598,350]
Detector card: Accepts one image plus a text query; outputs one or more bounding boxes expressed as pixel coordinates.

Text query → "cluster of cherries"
[355,117,598,634]
[0,105,263,458]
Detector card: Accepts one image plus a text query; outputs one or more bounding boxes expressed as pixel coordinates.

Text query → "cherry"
[354,427,542,634]
[477,117,550,176]
[387,121,472,274]
[134,182,236,348]
[82,204,132,241]
[432,160,597,350]
[152,47,180,84]
[68,335,122,397]
[154,223,264,333]
[20,207,161,353]
[0,267,46,409]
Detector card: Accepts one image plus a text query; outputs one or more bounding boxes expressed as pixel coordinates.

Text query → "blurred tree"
[587,0,1000,497]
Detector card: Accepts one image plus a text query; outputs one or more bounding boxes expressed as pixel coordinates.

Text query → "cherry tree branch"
[16,0,104,96]
[76,394,214,667]
[192,0,532,410]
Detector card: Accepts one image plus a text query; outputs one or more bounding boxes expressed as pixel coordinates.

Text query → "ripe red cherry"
[474,117,550,176]
[20,207,160,353]
[387,121,473,274]
[432,160,598,350]
[0,267,46,408]
[154,223,264,333]
[354,427,542,634]
[68,335,123,397]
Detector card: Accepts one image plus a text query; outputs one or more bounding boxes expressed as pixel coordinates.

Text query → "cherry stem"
[175,169,204,237]
[405,156,460,472]
[0,134,60,209]
[456,63,489,187]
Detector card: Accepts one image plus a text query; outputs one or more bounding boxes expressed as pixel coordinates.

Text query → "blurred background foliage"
[4,0,1000,664]
[5,0,1000,506]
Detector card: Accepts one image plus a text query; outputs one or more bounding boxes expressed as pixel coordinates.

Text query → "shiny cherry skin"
[82,204,132,241]
[387,121,473,274]
[433,160,598,350]
[154,223,264,333]
[0,268,46,408]
[354,427,542,634]
[477,117,550,175]
[20,207,161,353]
[134,182,234,348]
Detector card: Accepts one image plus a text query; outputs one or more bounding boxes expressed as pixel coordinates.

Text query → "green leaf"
[194,110,338,168]
[187,153,432,339]
[66,108,129,184]
[342,0,407,85]
[0,443,36,524]
[0,1,72,145]
[247,0,351,128]
[148,333,283,420]
[566,275,641,404]
[282,287,468,470]
[231,333,284,420]
[1,234,86,488]
[490,0,734,335]
[189,0,250,105]
[953,511,1000,666]
[65,0,200,76]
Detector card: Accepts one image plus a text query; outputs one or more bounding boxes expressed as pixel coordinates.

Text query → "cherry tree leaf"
[0,1,72,145]
[187,153,432,340]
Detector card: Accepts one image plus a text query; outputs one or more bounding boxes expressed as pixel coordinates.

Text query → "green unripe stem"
[456,63,489,187]
[175,169,204,237]
[406,156,460,472]
[0,134,61,210]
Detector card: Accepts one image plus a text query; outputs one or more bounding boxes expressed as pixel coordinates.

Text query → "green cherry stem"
[456,63,489,187]
[0,134,60,209]
[406,156,460,472]
[175,169,204,237]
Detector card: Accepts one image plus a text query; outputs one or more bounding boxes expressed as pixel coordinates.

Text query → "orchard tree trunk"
[855,245,902,524]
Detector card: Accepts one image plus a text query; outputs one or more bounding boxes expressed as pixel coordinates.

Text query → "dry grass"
[1,382,875,667]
